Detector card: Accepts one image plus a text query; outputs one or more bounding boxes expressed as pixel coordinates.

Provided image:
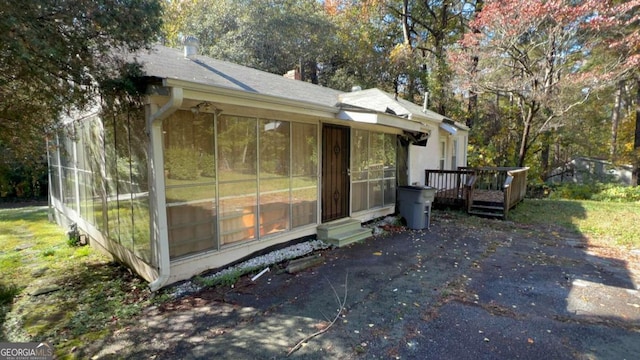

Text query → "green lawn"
[0,206,158,359]
[509,199,640,248]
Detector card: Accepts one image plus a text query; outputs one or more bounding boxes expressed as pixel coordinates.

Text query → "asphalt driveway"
[90,211,640,359]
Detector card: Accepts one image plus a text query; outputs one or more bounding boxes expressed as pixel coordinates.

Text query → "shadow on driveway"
[89,208,640,359]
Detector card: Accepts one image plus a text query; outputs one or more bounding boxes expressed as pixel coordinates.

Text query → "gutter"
[148,86,183,291]
[164,78,339,116]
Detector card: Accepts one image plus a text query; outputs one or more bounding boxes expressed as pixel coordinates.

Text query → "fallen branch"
[287,272,348,356]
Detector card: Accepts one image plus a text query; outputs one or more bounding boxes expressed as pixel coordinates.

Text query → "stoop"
[317,218,372,247]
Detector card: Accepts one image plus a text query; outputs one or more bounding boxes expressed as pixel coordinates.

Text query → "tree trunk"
[518,106,534,167]
[434,2,449,116]
[634,77,640,151]
[401,0,410,45]
[610,80,624,162]
[634,77,640,186]
[466,0,484,129]
[466,55,478,128]
[541,131,550,178]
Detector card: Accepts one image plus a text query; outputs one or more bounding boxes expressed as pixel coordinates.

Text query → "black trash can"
[397,186,436,229]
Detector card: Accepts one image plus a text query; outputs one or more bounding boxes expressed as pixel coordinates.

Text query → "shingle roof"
[339,88,449,123]
[130,45,343,108]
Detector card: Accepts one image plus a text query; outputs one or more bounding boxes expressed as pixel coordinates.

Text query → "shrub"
[0,283,20,306]
[548,183,600,200]
[548,182,640,202]
[591,184,640,202]
[165,147,199,180]
[199,154,216,178]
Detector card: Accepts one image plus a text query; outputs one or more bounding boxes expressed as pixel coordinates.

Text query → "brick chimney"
[283,68,301,80]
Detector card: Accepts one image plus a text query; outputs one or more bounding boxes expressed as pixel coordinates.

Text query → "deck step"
[470,204,504,211]
[325,227,373,247]
[468,208,505,219]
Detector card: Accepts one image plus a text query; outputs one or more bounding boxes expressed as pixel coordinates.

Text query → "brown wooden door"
[322,125,350,222]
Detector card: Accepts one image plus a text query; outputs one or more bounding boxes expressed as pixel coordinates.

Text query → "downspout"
[148,87,183,291]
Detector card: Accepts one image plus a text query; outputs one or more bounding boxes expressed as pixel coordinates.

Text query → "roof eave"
[337,109,429,133]
[163,78,339,117]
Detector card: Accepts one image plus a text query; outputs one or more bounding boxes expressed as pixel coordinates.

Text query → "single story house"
[48,43,469,290]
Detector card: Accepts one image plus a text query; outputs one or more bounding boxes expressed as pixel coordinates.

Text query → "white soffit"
[337,110,428,133]
[440,122,458,135]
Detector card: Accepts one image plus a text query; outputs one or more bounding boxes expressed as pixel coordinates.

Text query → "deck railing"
[425,166,529,219]
[424,169,475,206]
[503,167,528,217]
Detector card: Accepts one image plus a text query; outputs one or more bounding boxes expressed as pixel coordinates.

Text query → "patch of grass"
[548,183,640,202]
[0,283,21,306]
[510,199,640,248]
[194,266,255,288]
[0,206,164,357]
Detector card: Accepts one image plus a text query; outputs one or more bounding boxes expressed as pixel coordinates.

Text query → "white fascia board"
[453,121,470,131]
[409,110,445,124]
[440,122,458,135]
[164,78,338,118]
[337,110,428,132]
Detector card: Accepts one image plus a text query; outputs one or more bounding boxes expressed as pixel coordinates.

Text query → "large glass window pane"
[259,179,289,236]
[384,134,396,178]
[351,129,369,212]
[104,116,119,242]
[351,182,367,212]
[59,128,77,211]
[369,179,383,208]
[291,123,317,227]
[164,110,216,258]
[351,130,397,212]
[63,168,76,209]
[369,133,385,179]
[88,118,105,232]
[259,119,290,236]
[217,115,257,246]
[291,178,317,228]
[50,167,61,201]
[167,201,216,258]
[115,113,134,251]
[383,134,397,206]
[351,129,369,182]
[129,109,151,262]
[59,129,74,169]
[76,121,91,224]
[384,179,396,205]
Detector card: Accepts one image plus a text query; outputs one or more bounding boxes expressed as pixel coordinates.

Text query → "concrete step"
[317,218,362,240]
[325,227,373,247]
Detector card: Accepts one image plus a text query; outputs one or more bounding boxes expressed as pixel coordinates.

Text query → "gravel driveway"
[88,211,640,359]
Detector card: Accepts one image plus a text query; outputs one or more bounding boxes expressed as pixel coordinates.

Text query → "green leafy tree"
[163,0,337,83]
[319,0,394,91]
[450,0,608,168]
[385,0,475,115]
[583,0,640,183]
[0,0,163,199]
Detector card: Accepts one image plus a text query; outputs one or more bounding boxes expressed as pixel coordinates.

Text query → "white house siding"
[407,124,469,186]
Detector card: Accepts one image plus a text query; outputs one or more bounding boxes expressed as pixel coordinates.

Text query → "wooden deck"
[425,167,529,219]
